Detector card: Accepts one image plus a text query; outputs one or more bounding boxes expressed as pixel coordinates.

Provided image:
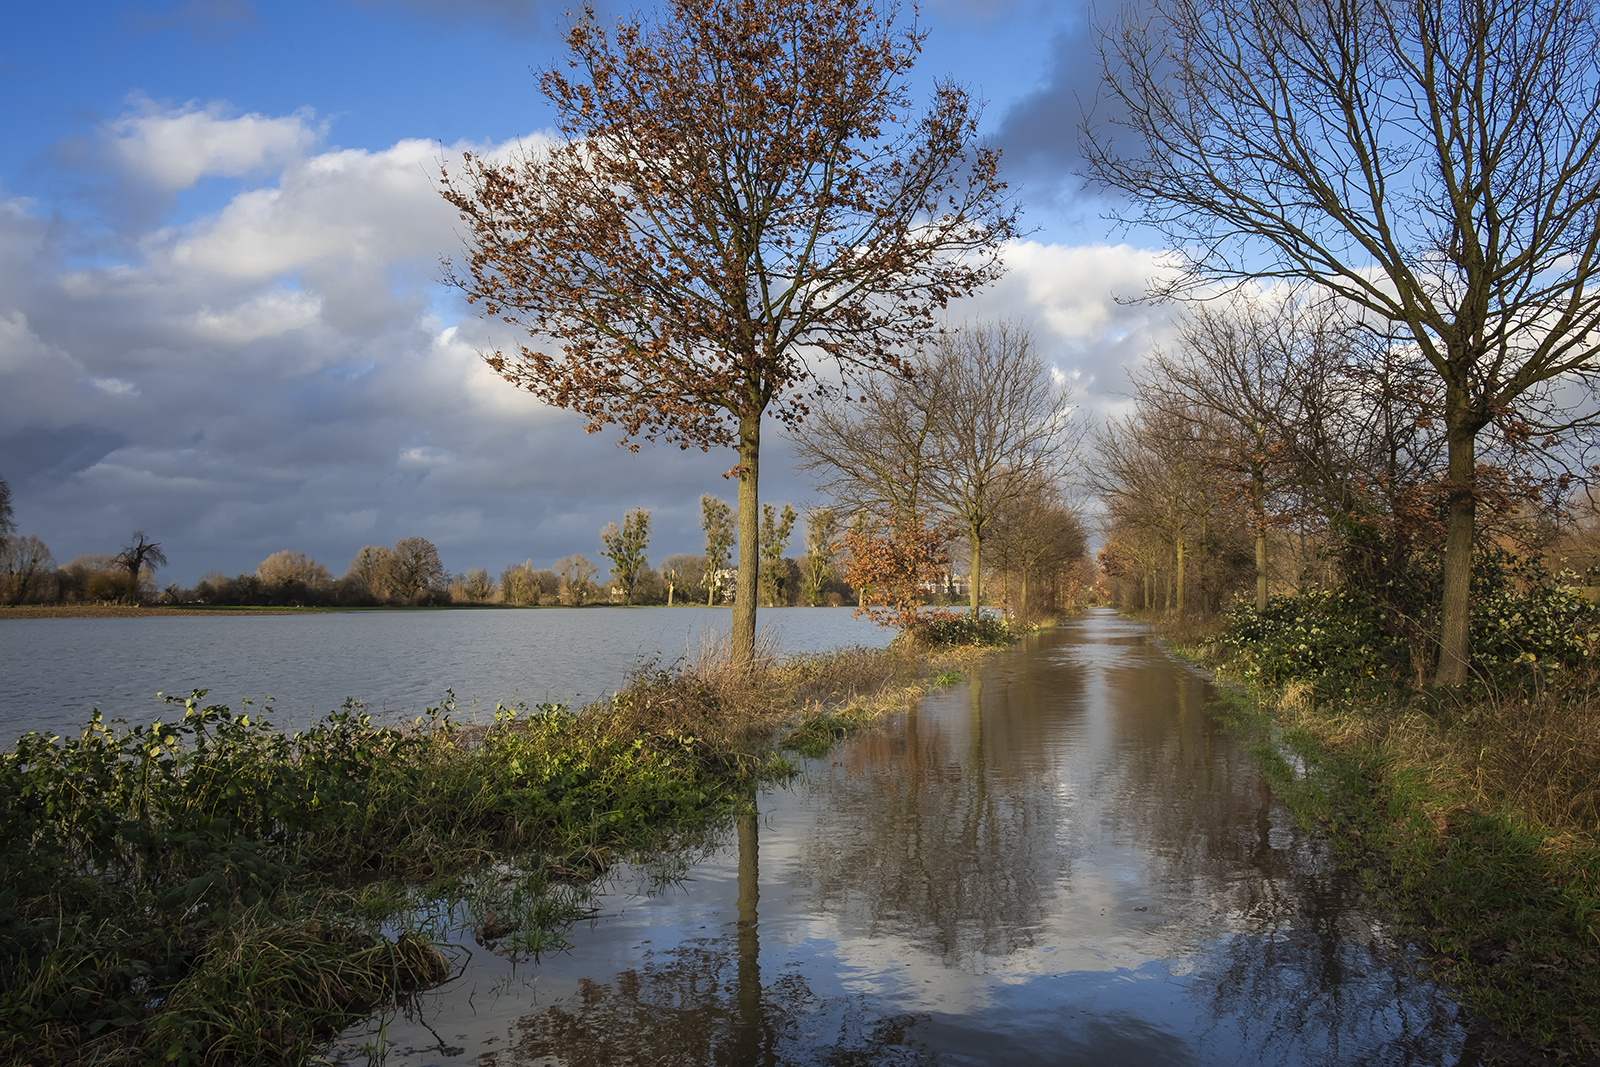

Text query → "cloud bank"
[0,99,1176,584]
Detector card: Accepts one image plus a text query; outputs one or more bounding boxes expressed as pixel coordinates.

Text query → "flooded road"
[337,609,1476,1065]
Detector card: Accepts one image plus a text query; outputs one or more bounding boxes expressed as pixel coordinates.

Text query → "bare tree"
[462,568,494,602]
[794,366,939,524]
[1088,0,1600,682]
[922,322,1079,615]
[347,545,394,601]
[797,321,1078,615]
[440,0,1015,666]
[388,537,446,602]
[500,560,541,605]
[599,508,653,604]
[0,474,14,541]
[555,555,600,606]
[0,535,54,605]
[988,480,1089,623]
[1133,294,1335,610]
[114,532,167,603]
[1093,407,1217,613]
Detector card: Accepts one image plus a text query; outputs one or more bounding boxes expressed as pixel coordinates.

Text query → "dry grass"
[1268,677,1600,840]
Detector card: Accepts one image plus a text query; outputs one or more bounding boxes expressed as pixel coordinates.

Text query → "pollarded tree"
[114,532,167,604]
[700,495,735,606]
[801,506,841,605]
[600,507,653,604]
[440,0,1016,666]
[758,502,798,606]
[1087,0,1600,683]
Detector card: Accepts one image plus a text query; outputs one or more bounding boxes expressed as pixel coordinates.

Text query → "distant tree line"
[0,476,865,609]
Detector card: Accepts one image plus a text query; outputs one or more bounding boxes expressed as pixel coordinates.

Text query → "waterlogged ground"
[332,610,1481,1066]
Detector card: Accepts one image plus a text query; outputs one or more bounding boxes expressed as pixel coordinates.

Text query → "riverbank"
[0,604,326,618]
[1145,612,1600,1063]
[0,624,1010,1065]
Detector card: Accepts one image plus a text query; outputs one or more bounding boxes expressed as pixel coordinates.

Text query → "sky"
[0,0,1179,586]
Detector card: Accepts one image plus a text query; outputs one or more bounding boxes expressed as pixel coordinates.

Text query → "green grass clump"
[907,613,1017,649]
[782,705,878,758]
[0,686,767,1064]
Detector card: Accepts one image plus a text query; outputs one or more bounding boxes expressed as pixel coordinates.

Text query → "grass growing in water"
[1153,612,1600,1062]
[0,628,995,1065]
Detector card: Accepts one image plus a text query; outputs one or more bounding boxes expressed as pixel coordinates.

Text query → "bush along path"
[1153,567,1600,1063]
[0,620,1017,1065]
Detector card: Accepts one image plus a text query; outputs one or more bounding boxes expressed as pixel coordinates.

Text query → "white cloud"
[185,289,322,344]
[89,377,140,396]
[106,96,322,191]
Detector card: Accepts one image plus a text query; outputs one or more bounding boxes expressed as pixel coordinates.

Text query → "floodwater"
[0,607,891,743]
[332,609,1478,1066]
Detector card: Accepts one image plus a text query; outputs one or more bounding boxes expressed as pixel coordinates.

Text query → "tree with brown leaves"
[441,0,1016,666]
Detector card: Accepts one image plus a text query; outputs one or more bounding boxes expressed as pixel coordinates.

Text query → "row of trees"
[1095,289,1599,680]
[795,321,1090,626]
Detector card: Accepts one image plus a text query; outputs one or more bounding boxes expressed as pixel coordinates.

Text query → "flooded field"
[334,609,1478,1066]
[0,606,891,741]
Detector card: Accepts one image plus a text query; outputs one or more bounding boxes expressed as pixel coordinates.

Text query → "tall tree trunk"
[1175,537,1186,613]
[733,808,763,1061]
[968,527,982,617]
[1435,397,1478,685]
[1253,466,1268,613]
[734,413,761,669]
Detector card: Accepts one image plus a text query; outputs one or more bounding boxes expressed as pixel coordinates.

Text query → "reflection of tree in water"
[491,951,935,1067]
[490,813,936,1067]
[1092,638,1473,1062]
[789,656,1087,965]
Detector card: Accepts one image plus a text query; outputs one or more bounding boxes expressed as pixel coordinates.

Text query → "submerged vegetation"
[0,628,1006,1065]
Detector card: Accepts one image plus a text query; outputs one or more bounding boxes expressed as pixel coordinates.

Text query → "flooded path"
[337,609,1477,1065]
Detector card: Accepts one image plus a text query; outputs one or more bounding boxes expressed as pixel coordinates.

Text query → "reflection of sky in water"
[0,607,891,740]
[332,610,1478,1067]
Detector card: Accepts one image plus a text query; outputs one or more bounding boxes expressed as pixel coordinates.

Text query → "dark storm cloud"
[0,426,127,488]
[992,0,1152,206]
[346,0,618,35]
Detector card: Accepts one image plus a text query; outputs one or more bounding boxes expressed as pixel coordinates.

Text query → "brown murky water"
[333,609,1478,1066]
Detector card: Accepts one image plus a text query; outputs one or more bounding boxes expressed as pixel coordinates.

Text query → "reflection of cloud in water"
[338,610,1477,1066]
[490,939,937,1066]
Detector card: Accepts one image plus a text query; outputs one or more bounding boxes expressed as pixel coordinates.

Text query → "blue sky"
[0,0,1177,585]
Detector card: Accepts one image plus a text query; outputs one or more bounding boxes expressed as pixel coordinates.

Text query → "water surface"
[334,610,1478,1066]
[0,607,890,742]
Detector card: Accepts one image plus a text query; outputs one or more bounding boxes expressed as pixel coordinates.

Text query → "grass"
[1151,613,1600,1063]
[0,625,1009,1065]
